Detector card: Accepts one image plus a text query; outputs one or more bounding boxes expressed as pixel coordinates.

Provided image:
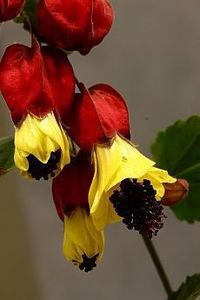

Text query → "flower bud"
[37,0,114,55]
[161,178,189,206]
[0,0,24,22]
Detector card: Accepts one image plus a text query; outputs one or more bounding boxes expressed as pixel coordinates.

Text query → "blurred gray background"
[0,0,200,299]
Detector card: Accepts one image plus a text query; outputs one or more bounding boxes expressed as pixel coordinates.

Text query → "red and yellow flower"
[0,38,75,179]
[52,151,104,272]
[69,83,177,234]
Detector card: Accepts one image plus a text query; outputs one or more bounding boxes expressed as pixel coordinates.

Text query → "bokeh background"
[0,1,200,299]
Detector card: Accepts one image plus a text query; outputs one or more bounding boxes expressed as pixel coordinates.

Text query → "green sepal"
[14,0,37,29]
[151,116,200,222]
[168,274,200,300]
[0,136,15,176]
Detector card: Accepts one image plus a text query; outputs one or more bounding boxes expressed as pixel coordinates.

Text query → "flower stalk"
[142,235,173,297]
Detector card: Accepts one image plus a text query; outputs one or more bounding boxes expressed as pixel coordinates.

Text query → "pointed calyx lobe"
[37,0,114,54]
[52,151,94,220]
[0,38,75,125]
[0,0,24,22]
[161,178,189,206]
[69,83,130,151]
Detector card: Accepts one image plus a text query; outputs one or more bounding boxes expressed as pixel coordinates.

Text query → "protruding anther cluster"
[110,178,166,238]
[79,254,99,272]
[27,149,61,180]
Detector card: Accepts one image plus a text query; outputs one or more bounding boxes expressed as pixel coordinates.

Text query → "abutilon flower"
[89,135,176,237]
[37,0,114,55]
[0,38,75,179]
[0,0,24,22]
[52,151,104,272]
[69,83,177,238]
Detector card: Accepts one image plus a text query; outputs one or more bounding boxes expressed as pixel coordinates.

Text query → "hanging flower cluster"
[0,0,188,272]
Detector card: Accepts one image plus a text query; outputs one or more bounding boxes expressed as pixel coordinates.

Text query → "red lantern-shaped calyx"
[0,38,75,125]
[37,0,114,55]
[52,151,94,220]
[69,83,130,151]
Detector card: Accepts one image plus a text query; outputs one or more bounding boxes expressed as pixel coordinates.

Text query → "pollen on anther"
[110,178,166,238]
[79,254,99,272]
[27,149,61,180]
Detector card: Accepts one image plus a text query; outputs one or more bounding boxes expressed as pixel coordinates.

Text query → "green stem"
[142,235,173,297]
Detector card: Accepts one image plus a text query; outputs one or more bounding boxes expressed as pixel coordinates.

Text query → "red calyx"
[0,38,75,125]
[52,151,94,221]
[69,83,130,151]
[37,0,114,55]
[0,0,24,22]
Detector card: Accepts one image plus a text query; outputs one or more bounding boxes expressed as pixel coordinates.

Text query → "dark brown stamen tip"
[79,254,99,272]
[27,149,61,180]
[110,178,166,238]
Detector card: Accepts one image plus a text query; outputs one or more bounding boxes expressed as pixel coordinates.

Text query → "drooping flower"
[52,151,104,271]
[0,38,75,179]
[37,0,114,55]
[89,134,176,236]
[69,83,177,237]
[0,0,24,22]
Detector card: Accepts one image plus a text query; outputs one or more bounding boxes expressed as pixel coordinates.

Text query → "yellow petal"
[14,112,70,178]
[139,167,176,199]
[63,208,104,266]
[89,135,155,230]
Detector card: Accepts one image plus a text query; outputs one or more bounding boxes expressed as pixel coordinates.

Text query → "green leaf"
[0,136,15,176]
[151,116,200,222]
[168,274,200,300]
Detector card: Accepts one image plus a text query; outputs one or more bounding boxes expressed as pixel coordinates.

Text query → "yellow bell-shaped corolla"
[63,208,104,272]
[14,112,71,180]
[89,134,176,232]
